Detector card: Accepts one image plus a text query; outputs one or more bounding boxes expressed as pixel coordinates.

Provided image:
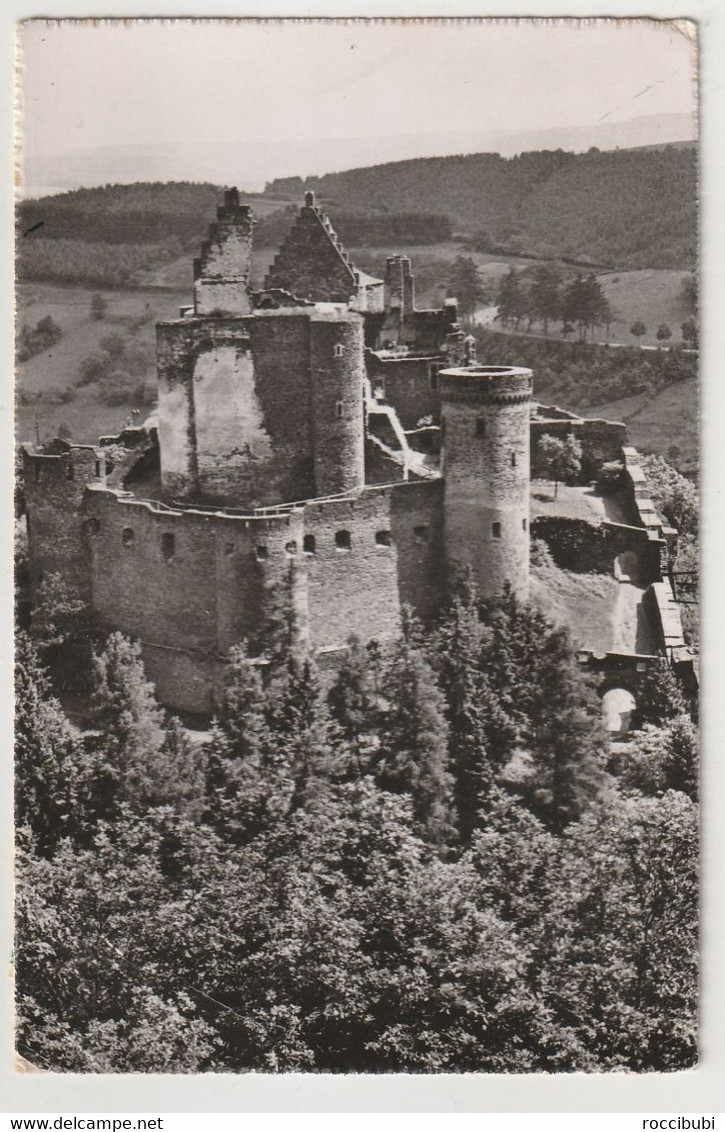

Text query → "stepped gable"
[264,190,362,304]
[193,187,254,316]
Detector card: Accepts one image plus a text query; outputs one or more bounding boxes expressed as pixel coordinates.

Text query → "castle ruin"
[22,188,692,715]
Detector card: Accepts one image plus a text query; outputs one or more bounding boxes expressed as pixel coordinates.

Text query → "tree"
[681,318,698,349]
[30,571,91,660]
[327,636,379,769]
[635,658,688,727]
[546,791,698,1070]
[15,632,84,855]
[639,454,698,537]
[529,265,562,336]
[561,274,610,341]
[680,272,697,315]
[86,633,192,819]
[90,293,107,320]
[656,323,672,345]
[496,268,525,329]
[447,256,487,319]
[375,637,455,843]
[630,320,647,342]
[536,433,582,498]
[99,332,127,361]
[434,583,516,840]
[618,714,698,801]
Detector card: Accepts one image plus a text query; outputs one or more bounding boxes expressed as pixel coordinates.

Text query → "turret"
[193,187,254,316]
[439,364,533,599]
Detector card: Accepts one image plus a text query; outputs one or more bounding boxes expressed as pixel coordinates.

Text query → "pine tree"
[266,654,338,815]
[87,633,166,817]
[636,659,689,727]
[327,636,379,771]
[15,631,83,855]
[435,585,515,840]
[375,637,455,843]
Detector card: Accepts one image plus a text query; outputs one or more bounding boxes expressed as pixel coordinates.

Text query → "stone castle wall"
[24,466,444,713]
[157,309,365,508]
[22,444,102,605]
[531,410,627,480]
[366,353,441,431]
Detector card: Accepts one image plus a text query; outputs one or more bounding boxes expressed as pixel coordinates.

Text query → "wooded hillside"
[268,145,697,270]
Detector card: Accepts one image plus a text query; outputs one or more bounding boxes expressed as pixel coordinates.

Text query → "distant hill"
[269,145,697,270]
[22,111,694,197]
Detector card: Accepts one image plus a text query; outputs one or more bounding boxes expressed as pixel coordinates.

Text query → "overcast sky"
[17,18,697,191]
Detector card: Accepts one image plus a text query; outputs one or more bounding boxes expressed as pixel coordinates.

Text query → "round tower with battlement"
[439,364,533,599]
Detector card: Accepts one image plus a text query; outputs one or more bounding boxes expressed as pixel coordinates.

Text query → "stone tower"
[439,364,533,599]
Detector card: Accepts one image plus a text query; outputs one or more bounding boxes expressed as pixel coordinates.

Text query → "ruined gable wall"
[193,191,253,316]
[264,207,356,303]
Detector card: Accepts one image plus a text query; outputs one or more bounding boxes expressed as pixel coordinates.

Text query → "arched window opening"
[255,544,268,560]
[285,540,298,556]
[375,530,392,548]
[476,418,487,437]
[303,535,316,555]
[335,530,352,551]
[122,527,134,547]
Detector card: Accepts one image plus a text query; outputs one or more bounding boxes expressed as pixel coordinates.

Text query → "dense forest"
[269,145,697,270]
[16,559,698,1072]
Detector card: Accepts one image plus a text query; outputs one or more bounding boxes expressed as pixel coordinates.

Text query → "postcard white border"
[2,0,723,1115]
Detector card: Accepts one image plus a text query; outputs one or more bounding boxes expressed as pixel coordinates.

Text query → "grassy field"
[16,281,187,445]
[597,269,693,348]
[590,377,698,475]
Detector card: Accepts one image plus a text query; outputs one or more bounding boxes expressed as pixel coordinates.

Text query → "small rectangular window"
[429,363,440,391]
[335,530,351,551]
[511,451,517,467]
[414,525,429,543]
[255,545,268,560]
[522,518,527,531]
[303,534,316,555]
[375,530,392,547]
[476,418,486,437]
[491,522,502,539]
[162,532,176,562]
[335,401,344,419]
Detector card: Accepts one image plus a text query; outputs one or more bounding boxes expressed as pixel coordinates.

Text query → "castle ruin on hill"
[22,189,694,716]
